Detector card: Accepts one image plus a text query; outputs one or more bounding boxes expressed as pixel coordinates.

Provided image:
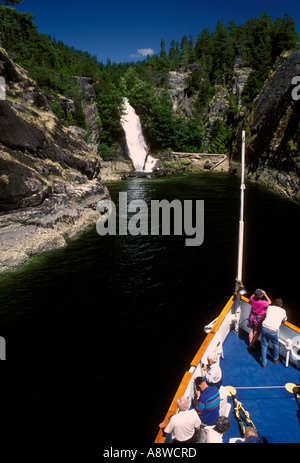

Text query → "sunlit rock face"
[231,50,300,201]
[0,47,109,272]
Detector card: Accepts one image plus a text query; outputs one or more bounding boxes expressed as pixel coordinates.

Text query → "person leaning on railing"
[261,298,287,368]
[247,289,271,350]
[159,396,201,444]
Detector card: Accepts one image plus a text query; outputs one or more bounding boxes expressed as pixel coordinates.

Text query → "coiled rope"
[226,386,257,436]
[226,383,300,438]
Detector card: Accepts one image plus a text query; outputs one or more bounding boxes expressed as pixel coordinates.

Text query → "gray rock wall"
[231,50,300,201]
[0,47,109,273]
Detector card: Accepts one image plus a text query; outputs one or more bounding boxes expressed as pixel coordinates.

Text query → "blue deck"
[221,330,300,443]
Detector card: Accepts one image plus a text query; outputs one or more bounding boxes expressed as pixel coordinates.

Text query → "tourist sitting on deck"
[202,351,222,389]
[159,396,201,443]
[261,298,287,368]
[219,385,230,417]
[229,426,261,443]
[244,426,262,443]
[207,416,231,443]
[194,376,220,443]
[247,289,271,349]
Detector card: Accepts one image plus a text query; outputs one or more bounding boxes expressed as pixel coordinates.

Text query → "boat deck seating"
[163,329,300,443]
[156,296,300,444]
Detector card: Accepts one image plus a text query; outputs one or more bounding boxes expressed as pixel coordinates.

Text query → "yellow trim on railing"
[190,295,235,367]
[240,295,300,334]
[283,321,300,334]
[154,371,193,443]
[154,294,236,443]
[154,293,300,443]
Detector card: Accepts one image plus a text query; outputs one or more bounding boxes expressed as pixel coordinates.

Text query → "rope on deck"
[226,383,300,440]
[234,385,285,389]
[231,393,257,436]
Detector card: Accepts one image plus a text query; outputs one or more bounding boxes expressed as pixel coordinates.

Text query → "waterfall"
[121,98,157,172]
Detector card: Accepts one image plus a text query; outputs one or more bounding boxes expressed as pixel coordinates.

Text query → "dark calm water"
[0,172,299,452]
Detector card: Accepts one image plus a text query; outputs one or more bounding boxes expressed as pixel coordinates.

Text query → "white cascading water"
[121,98,157,172]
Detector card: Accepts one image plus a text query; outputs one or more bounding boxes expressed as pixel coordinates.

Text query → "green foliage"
[98,143,117,161]
[242,69,267,104]
[271,14,298,61]
[211,19,234,83]
[73,100,86,129]
[121,68,204,151]
[192,12,298,101]
[240,13,298,102]
[123,66,156,116]
[168,39,180,67]
[195,28,213,74]
[0,5,102,82]
[94,73,124,146]
[50,101,65,121]
[123,67,171,148]
[146,90,175,149]
[0,4,298,156]
[208,120,232,154]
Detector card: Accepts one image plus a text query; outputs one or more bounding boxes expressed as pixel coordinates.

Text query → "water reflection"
[0,173,299,443]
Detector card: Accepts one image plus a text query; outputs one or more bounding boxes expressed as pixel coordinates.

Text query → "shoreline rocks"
[230,160,300,202]
[0,46,110,274]
[230,49,300,201]
[0,181,109,274]
[1,45,299,276]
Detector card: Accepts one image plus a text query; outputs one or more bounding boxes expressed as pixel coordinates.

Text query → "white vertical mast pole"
[236,130,246,291]
[234,131,246,332]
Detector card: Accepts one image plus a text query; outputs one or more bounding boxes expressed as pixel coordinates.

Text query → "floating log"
[142,145,151,171]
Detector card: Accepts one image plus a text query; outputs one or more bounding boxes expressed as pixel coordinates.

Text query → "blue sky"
[15,0,300,63]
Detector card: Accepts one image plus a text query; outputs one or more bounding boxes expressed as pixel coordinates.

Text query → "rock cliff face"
[0,47,109,273]
[230,56,252,116]
[162,55,300,202]
[165,66,198,117]
[231,50,300,201]
[72,73,134,179]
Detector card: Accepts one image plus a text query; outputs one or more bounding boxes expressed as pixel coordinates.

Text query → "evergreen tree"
[188,35,196,63]
[94,73,124,146]
[208,120,232,153]
[195,76,215,110]
[1,4,298,153]
[158,37,169,72]
[180,35,189,66]
[211,19,234,83]
[227,19,246,58]
[147,89,174,149]
[168,39,180,67]
[271,13,298,61]
[160,37,167,59]
[73,99,86,129]
[195,28,213,75]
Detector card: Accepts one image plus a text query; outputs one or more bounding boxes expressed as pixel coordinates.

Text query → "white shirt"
[205,362,222,384]
[165,409,201,442]
[207,428,224,443]
[219,385,228,417]
[262,305,287,331]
